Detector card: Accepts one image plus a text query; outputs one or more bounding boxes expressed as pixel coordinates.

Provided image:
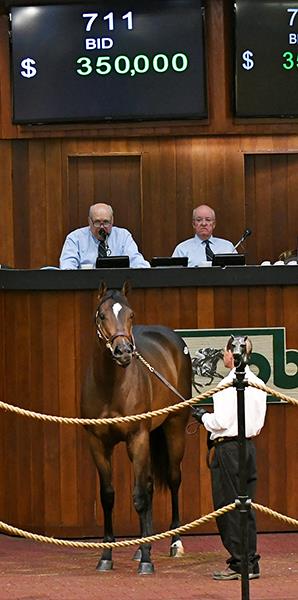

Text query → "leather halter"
[95,308,136,355]
[95,307,187,403]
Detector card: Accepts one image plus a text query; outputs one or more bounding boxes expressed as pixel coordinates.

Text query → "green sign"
[177,327,298,404]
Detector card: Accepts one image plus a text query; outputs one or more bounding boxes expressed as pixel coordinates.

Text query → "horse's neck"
[92,342,124,385]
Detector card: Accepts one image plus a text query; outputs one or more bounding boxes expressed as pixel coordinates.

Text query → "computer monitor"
[150,256,188,267]
[10,1,207,124]
[212,254,245,267]
[96,256,130,269]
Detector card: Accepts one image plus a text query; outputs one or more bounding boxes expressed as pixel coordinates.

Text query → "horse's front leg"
[163,418,187,558]
[127,430,154,575]
[88,433,115,571]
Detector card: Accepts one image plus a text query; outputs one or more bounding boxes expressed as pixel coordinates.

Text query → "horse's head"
[95,281,135,367]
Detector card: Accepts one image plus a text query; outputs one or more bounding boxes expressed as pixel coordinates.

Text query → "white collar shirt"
[59,226,150,269]
[201,366,267,440]
[172,235,237,267]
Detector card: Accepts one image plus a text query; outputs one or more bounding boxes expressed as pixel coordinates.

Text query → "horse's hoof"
[132,548,142,561]
[170,540,184,557]
[137,561,155,575]
[96,559,113,571]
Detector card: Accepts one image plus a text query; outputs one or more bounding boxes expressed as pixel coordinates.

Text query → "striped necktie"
[98,240,107,258]
[204,239,214,262]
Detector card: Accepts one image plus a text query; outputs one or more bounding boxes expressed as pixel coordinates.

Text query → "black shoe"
[248,572,260,580]
[249,562,260,579]
[213,567,260,581]
[213,568,240,580]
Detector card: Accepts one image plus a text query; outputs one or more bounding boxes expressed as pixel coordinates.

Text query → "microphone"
[234,228,252,250]
[99,227,107,241]
[98,228,111,257]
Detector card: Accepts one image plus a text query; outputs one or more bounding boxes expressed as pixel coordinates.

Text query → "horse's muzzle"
[112,341,134,367]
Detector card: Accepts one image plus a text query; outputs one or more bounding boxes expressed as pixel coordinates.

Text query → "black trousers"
[210,439,260,573]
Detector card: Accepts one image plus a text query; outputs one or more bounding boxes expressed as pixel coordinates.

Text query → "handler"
[192,336,267,580]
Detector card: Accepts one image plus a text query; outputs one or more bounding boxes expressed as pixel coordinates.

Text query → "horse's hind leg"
[88,434,115,571]
[127,431,154,574]
[163,418,187,558]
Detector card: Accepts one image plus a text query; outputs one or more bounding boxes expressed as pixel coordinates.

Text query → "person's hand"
[191,404,207,424]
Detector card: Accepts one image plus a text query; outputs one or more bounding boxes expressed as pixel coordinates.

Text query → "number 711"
[288,8,298,27]
[82,11,133,32]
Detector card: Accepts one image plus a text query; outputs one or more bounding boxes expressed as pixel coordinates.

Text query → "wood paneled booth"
[0,0,297,538]
[0,269,297,538]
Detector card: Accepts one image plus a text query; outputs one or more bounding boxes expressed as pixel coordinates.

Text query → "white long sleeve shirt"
[202,366,267,440]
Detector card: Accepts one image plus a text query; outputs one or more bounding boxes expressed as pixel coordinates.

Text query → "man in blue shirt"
[59,203,150,269]
[172,205,237,267]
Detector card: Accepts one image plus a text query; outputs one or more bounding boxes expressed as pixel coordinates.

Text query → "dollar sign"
[20,58,37,78]
[242,50,254,71]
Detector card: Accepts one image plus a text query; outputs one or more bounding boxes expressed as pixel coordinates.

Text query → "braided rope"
[0,382,231,425]
[0,359,296,553]
[0,503,296,550]
[252,503,298,527]
[0,380,296,426]
[0,504,235,549]
[247,381,298,406]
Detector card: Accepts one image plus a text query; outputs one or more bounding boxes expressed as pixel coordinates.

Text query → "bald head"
[192,205,216,221]
[89,203,113,220]
[88,203,114,240]
[192,205,216,240]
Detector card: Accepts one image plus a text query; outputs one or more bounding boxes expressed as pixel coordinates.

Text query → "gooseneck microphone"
[234,228,252,250]
[98,228,111,257]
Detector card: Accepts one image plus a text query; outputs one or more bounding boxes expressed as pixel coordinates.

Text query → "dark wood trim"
[0,266,297,291]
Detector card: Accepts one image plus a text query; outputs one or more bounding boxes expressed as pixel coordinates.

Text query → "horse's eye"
[99,312,105,321]
[130,312,134,319]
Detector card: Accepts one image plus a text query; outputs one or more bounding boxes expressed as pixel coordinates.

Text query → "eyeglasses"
[90,218,112,228]
[193,217,214,224]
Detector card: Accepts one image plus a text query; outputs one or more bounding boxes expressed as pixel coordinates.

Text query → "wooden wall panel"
[67,154,143,249]
[0,286,296,537]
[0,141,14,265]
[12,141,30,267]
[245,153,298,264]
[0,135,298,267]
[0,0,297,541]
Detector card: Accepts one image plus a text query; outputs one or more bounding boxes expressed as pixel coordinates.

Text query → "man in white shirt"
[59,203,150,269]
[192,336,267,580]
[172,204,237,267]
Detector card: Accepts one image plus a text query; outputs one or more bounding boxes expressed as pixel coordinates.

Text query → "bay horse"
[81,282,192,574]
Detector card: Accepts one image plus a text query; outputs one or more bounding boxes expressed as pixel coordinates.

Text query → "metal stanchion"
[232,337,250,600]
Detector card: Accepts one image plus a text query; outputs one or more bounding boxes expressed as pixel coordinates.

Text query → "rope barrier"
[0,382,231,425]
[0,503,296,550]
[0,381,296,426]
[247,381,298,406]
[0,378,296,553]
[0,505,235,549]
[251,503,298,527]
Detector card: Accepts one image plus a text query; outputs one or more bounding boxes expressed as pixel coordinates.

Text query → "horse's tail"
[150,426,169,490]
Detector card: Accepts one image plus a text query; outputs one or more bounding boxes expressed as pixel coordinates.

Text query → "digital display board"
[234,0,298,117]
[10,1,207,124]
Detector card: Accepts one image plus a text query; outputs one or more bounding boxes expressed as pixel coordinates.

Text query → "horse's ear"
[121,280,131,298]
[98,281,107,301]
